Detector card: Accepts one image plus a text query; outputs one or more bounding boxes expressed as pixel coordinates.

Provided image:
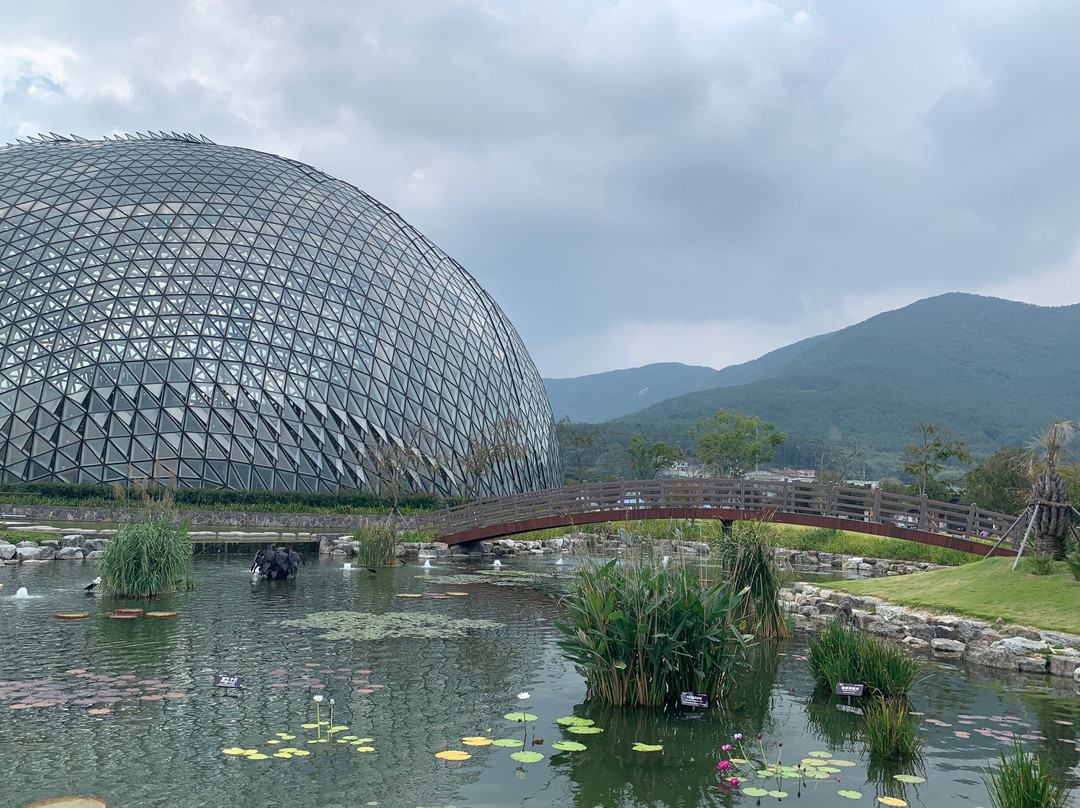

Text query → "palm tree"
[1030,421,1074,560]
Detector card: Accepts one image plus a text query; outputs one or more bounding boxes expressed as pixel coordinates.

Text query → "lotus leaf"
[556,716,594,726]
[892,775,925,784]
[566,726,603,734]
[838,790,863,799]
[492,739,524,747]
[742,787,769,796]
[551,741,587,751]
[631,743,662,752]
[435,750,471,760]
[281,611,504,641]
[877,799,907,807]
[504,712,538,722]
[510,750,544,763]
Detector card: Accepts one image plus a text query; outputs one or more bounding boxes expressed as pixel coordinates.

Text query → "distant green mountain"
[543,362,719,422]
[611,293,1080,471]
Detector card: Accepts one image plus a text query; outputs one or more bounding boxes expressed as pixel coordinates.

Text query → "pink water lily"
[717,760,731,771]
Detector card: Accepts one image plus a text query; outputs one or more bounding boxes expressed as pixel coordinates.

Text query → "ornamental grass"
[556,558,751,707]
[352,523,399,567]
[716,519,789,638]
[807,620,919,699]
[863,696,924,759]
[984,738,1067,808]
[99,516,191,597]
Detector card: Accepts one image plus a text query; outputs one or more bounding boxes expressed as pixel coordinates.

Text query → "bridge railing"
[417,478,1023,548]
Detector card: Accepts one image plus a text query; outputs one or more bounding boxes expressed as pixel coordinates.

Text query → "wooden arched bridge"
[416,478,1022,557]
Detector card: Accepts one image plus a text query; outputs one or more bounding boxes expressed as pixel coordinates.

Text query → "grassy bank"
[829,557,1080,635]
[509,520,978,566]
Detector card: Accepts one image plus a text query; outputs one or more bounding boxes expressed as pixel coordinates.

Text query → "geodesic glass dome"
[0,132,561,495]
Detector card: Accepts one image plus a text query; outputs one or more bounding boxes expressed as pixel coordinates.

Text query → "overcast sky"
[1,0,1078,378]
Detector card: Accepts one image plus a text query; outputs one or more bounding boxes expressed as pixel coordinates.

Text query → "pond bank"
[783,581,1080,683]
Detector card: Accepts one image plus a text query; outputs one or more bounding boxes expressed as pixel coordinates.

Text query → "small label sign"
[835,682,865,697]
[679,691,709,708]
[214,674,244,689]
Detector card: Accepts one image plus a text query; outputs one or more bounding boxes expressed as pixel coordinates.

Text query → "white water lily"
[517,692,530,701]
[313,695,324,703]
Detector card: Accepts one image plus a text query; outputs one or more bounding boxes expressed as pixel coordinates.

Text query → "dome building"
[0,133,560,495]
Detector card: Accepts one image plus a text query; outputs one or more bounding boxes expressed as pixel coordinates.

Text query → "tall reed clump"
[863,696,924,758]
[556,558,752,707]
[353,523,399,567]
[100,517,191,597]
[984,738,1067,808]
[807,621,919,698]
[717,520,789,638]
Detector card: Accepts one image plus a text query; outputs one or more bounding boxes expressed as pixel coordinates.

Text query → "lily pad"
[341,735,358,740]
[291,750,311,756]
[567,725,603,734]
[396,593,423,598]
[808,750,832,758]
[435,750,471,760]
[556,716,594,726]
[827,759,856,767]
[818,766,842,774]
[893,775,925,784]
[803,769,830,779]
[22,800,107,808]
[445,591,469,596]
[353,738,375,744]
[282,610,504,641]
[504,712,538,722]
[53,612,90,620]
[247,754,269,760]
[729,757,749,764]
[838,790,863,799]
[551,741,587,751]
[462,737,492,746]
[877,799,907,807]
[329,725,349,732]
[510,750,545,763]
[742,787,768,796]
[300,723,319,729]
[354,746,375,752]
[276,733,296,739]
[222,747,249,755]
[272,752,292,758]
[491,739,524,747]
[767,791,788,798]
[631,743,663,752]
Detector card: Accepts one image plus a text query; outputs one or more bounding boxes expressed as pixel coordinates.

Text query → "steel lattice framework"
[0,133,560,494]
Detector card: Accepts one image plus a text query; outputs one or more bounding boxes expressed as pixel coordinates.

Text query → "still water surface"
[2,556,1079,808]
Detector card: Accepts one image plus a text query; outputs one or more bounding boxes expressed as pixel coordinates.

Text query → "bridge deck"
[417,479,1020,558]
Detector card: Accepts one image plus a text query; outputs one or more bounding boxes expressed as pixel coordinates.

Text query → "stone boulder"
[991,636,1049,655]
[84,538,109,552]
[0,541,15,561]
[61,535,86,548]
[931,638,965,655]
[57,546,84,560]
[15,545,42,562]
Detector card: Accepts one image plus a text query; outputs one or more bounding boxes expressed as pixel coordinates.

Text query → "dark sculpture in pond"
[251,545,305,582]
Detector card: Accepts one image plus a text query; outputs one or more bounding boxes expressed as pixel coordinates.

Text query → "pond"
[2,556,1078,808]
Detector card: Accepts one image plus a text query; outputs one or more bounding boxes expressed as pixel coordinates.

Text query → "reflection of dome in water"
[0,133,560,494]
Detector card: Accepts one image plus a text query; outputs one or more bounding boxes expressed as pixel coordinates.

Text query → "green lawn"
[829,557,1080,635]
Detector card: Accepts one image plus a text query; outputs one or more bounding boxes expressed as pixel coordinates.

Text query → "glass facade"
[0,133,561,495]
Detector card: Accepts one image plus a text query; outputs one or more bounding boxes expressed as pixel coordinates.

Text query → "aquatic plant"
[806,620,919,698]
[984,737,1067,808]
[352,523,399,567]
[556,557,751,707]
[99,516,191,597]
[280,610,504,641]
[864,697,924,758]
[716,519,789,638]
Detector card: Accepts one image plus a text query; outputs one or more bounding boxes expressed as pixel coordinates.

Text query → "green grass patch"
[0,529,57,545]
[830,557,1080,635]
[777,525,980,566]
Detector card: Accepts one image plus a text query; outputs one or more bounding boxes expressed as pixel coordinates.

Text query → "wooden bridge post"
[918,495,928,532]
[966,502,976,537]
[872,487,882,525]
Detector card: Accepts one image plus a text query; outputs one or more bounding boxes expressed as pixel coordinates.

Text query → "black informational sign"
[214,674,244,689]
[835,682,865,697]
[679,691,709,708]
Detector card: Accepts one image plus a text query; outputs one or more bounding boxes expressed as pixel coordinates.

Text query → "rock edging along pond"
[784,581,1080,683]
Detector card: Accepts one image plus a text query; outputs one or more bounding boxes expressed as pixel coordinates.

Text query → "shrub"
[807,621,919,699]
[984,738,1067,808]
[352,523,399,567]
[556,558,751,707]
[1028,554,1056,576]
[864,697,924,758]
[100,517,191,597]
[1065,550,1080,581]
[717,520,789,638]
